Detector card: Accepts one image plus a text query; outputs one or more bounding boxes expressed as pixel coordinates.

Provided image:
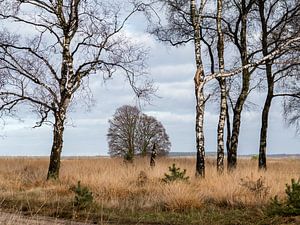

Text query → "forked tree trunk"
[228,75,250,171]
[227,1,251,171]
[228,102,243,170]
[47,111,66,180]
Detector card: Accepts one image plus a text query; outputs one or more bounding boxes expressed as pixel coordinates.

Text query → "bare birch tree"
[0,0,152,180]
[256,0,300,169]
[216,0,227,173]
[149,0,210,177]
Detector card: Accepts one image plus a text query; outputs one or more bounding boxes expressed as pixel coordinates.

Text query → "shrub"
[286,178,300,208]
[239,176,269,199]
[71,181,93,209]
[251,155,258,160]
[268,178,300,215]
[162,163,189,183]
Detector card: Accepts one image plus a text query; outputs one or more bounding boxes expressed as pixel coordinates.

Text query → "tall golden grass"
[0,157,299,212]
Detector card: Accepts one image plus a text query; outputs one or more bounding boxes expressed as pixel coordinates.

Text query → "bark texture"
[191,0,206,177]
[47,111,66,180]
[216,0,226,173]
[195,70,206,177]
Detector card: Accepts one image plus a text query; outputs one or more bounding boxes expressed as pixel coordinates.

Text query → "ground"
[0,212,91,225]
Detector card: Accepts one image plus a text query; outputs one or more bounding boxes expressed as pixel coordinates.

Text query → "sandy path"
[0,212,94,225]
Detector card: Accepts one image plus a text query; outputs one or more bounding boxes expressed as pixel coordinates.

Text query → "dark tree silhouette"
[150,143,157,167]
[107,105,171,161]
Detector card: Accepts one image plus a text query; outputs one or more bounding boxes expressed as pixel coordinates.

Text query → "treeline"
[0,0,299,180]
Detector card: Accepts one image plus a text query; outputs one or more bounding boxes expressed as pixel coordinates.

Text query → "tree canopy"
[107,105,171,161]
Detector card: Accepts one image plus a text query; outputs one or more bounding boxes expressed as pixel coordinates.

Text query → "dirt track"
[0,212,93,225]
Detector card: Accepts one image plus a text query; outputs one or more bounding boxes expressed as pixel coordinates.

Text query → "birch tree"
[0,0,151,180]
[150,0,209,177]
[216,0,226,173]
[256,0,300,169]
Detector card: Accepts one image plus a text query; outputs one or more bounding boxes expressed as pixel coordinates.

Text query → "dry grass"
[0,156,299,214]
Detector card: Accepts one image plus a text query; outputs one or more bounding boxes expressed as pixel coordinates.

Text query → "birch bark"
[191,0,206,177]
[216,0,226,173]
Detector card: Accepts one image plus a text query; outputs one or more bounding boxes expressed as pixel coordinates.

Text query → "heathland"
[0,157,299,224]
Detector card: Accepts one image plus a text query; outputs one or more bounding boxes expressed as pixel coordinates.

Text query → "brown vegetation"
[0,157,298,212]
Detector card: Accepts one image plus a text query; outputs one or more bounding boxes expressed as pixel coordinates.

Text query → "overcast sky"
[0,6,299,156]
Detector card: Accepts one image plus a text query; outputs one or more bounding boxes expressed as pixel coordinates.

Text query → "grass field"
[0,156,299,224]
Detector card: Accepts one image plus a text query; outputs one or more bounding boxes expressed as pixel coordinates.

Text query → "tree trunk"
[47,31,73,180]
[217,78,227,173]
[258,0,274,170]
[191,0,206,177]
[216,0,226,173]
[47,111,66,180]
[259,86,273,170]
[226,101,231,158]
[150,143,157,167]
[195,80,205,177]
[227,1,251,171]
[228,82,249,171]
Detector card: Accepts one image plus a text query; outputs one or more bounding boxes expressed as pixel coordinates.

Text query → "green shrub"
[251,155,258,160]
[162,163,189,183]
[268,178,300,216]
[286,178,300,208]
[71,181,93,209]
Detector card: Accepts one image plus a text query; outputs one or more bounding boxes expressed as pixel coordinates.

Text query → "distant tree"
[107,105,171,161]
[107,105,140,161]
[136,113,171,156]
